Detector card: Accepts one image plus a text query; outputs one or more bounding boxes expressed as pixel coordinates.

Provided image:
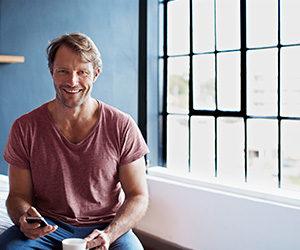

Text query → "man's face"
[50,45,99,108]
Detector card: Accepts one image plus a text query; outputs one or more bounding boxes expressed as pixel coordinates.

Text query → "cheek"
[86,83,94,92]
[52,75,62,83]
[83,78,94,88]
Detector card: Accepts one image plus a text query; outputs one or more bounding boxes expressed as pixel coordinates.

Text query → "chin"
[56,92,90,108]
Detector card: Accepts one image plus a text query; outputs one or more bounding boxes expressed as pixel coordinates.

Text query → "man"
[0,33,149,250]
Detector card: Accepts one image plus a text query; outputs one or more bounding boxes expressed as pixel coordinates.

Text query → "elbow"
[139,192,149,218]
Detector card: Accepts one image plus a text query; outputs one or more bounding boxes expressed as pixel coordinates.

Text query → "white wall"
[136,172,300,250]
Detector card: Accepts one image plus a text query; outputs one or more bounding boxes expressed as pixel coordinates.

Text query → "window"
[159,0,300,192]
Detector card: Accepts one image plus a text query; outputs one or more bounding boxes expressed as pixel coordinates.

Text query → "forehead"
[53,45,92,69]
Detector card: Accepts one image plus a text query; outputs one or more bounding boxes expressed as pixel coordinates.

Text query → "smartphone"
[26,216,48,227]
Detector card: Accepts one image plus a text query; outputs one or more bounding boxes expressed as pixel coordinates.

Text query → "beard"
[54,84,91,109]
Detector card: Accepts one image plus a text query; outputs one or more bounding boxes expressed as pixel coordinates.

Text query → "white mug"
[62,238,87,250]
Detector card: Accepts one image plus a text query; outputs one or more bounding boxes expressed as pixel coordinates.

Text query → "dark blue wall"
[0,0,140,174]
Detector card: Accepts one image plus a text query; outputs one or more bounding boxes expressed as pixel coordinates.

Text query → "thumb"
[27,207,42,217]
[84,229,100,241]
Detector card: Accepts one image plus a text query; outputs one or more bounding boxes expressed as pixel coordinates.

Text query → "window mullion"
[188,0,193,172]
[240,0,247,182]
[162,0,168,167]
[277,0,281,188]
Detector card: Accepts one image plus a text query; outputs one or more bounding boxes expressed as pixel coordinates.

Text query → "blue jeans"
[0,217,144,250]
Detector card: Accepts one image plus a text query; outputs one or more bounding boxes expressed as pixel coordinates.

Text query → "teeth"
[65,89,80,93]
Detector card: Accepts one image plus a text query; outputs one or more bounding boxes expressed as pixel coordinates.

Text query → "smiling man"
[0,33,149,250]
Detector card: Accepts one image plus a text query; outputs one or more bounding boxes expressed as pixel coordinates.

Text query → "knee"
[0,226,27,250]
[110,230,144,250]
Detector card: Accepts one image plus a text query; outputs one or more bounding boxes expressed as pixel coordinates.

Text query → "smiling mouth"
[64,89,81,94]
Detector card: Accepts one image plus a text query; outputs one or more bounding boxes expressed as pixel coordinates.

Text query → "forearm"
[6,193,32,226]
[85,158,149,249]
[104,193,148,244]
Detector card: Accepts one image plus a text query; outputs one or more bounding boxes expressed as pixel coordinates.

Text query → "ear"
[49,67,54,79]
[93,68,101,82]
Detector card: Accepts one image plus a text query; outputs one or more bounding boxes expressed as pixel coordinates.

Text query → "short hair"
[47,32,103,74]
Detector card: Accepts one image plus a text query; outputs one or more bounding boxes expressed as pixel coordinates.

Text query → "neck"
[48,97,99,125]
[47,97,99,144]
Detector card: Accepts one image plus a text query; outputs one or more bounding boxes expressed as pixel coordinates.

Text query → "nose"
[69,72,79,87]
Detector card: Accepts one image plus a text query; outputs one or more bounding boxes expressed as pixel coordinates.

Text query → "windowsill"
[146,166,300,209]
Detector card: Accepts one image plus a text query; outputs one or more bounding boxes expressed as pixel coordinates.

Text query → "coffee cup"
[62,238,87,250]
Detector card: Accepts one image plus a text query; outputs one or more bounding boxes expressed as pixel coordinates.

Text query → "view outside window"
[160,0,300,192]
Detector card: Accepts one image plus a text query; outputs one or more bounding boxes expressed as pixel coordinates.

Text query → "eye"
[78,70,90,77]
[55,69,67,74]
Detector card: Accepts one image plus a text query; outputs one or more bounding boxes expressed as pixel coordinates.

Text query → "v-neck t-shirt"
[4,101,149,226]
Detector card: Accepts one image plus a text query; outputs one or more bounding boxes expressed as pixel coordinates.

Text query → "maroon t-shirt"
[4,101,149,226]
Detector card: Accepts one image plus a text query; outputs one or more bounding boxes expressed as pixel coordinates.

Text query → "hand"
[84,229,111,250]
[19,207,58,240]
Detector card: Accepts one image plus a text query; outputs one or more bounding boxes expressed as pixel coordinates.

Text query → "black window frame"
[158,0,300,189]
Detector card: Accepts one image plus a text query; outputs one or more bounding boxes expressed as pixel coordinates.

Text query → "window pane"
[217,117,245,183]
[217,52,241,111]
[167,57,189,114]
[280,46,300,117]
[247,0,277,48]
[281,120,300,192]
[193,54,215,110]
[281,0,300,45]
[247,49,278,116]
[193,0,214,53]
[216,0,240,51]
[159,58,164,113]
[191,116,215,179]
[247,119,278,188]
[168,0,189,55]
[159,3,164,57]
[167,115,189,172]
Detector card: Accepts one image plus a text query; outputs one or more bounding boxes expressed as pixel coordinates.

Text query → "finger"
[27,222,41,230]
[87,238,106,249]
[42,225,57,233]
[86,239,100,249]
[26,225,58,240]
[20,215,41,230]
[95,246,106,250]
[20,216,40,233]
[19,214,27,225]
[35,225,57,235]
[84,229,100,241]
[100,245,109,250]
[86,240,98,249]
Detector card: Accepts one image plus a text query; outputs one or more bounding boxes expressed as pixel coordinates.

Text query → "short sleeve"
[118,115,149,167]
[3,119,30,169]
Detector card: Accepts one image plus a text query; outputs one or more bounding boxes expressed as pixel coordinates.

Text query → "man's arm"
[6,165,57,239]
[6,165,33,225]
[85,156,149,249]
